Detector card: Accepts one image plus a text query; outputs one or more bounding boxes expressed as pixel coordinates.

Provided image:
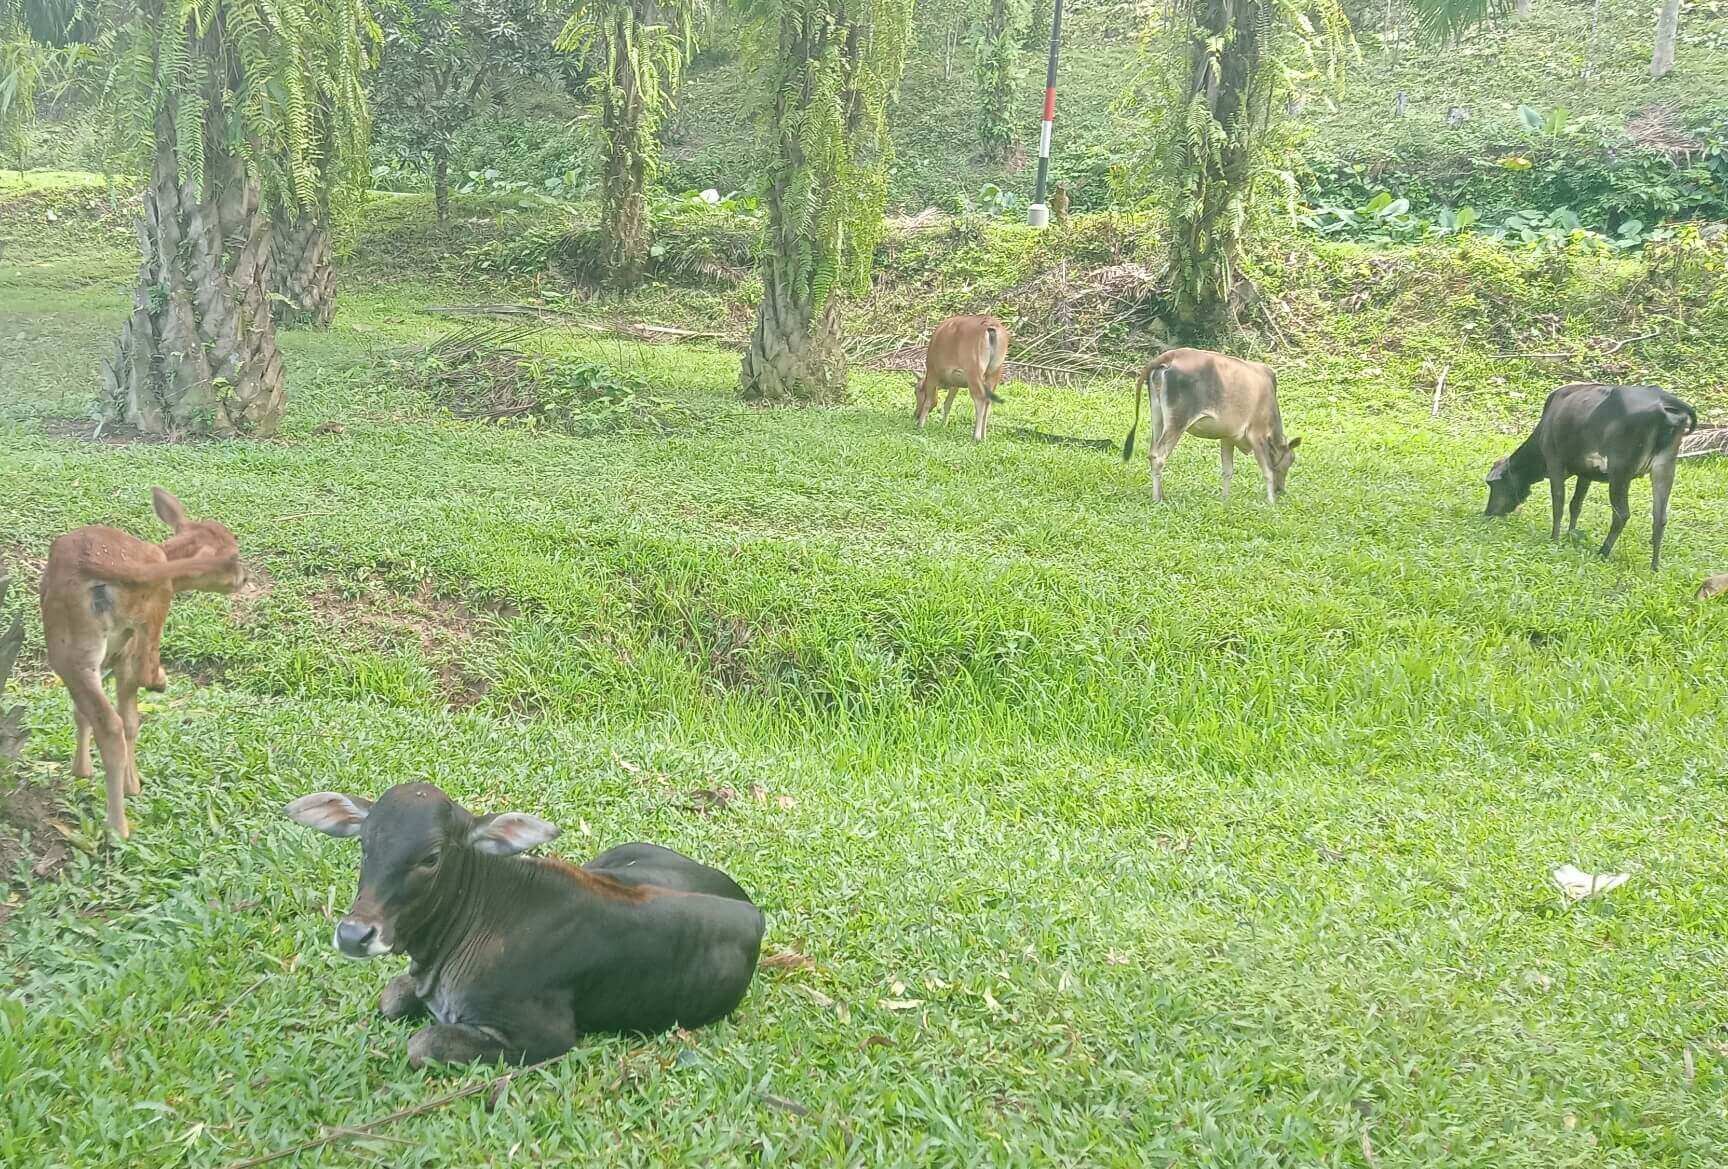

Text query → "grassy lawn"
[3,187,1728,1168]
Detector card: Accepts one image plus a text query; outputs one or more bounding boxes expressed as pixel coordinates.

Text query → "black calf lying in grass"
[286,783,764,1066]
[1485,382,1697,571]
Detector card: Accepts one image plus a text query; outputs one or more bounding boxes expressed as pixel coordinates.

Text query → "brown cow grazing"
[286,783,766,1066]
[914,314,1011,442]
[40,488,243,838]
[1697,574,1728,601]
[1123,348,1300,504]
[1484,382,1696,571]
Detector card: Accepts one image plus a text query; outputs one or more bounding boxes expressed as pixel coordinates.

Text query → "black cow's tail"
[1123,362,1153,462]
[1671,401,1699,435]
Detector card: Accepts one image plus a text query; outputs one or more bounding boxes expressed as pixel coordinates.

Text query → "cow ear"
[1486,458,1508,483]
[468,812,560,856]
[1286,436,1301,450]
[152,487,190,533]
[284,792,373,837]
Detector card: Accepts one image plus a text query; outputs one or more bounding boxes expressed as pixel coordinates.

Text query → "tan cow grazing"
[1123,347,1300,504]
[913,314,1011,442]
[40,488,243,838]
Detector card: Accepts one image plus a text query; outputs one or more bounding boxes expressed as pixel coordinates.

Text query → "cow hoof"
[380,974,424,1020]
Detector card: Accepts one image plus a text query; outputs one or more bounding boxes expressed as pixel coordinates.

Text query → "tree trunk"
[102,104,285,437]
[977,0,1017,160]
[269,201,336,328]
[1168,0,1267,337]
[434,153,450,223]
[1651,0,1680,78]
[598,10,651,283]
[1514,0,1530,16]
[739,13,849,405]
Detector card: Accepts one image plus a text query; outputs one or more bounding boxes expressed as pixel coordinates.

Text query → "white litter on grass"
[1552,864,1631,902]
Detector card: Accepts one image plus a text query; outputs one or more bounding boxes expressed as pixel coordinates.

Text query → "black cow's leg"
[380,973,428,1021]
[407,1023,518,1067]
[1548,472,1567,542]
[1600,477,1631,560]
[1649,451,1677,572]
[1567,478,1590,536]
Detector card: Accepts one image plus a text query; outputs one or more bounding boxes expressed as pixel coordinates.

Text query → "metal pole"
[1026,0,1063,228]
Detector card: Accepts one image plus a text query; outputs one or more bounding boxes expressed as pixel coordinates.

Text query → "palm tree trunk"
[1651,0,1681,78]
[599,10,651,282]
[102,103,285,437]
[433,153,450,223]
[270,200,336,328]
[738,13,850,404]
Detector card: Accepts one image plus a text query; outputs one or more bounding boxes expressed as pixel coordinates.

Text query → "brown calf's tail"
[79,552,239,587]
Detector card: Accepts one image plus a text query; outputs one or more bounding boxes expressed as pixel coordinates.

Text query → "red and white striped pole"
[1027,0,1064,228]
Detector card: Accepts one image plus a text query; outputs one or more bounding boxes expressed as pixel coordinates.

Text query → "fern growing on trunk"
[558,0,704,285]
[737,0,913,404]
[98,0,373,435]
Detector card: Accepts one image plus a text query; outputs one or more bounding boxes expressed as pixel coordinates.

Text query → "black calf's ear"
[284,792,373,837]
[468,812,561,856]
[1486,458,1509,483]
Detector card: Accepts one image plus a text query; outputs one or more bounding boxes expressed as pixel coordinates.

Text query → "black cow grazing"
[1485,382,1697,571]
[285,782,765,1066]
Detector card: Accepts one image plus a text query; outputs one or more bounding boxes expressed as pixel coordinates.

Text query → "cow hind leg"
[1600,477,1632,561]
[1219,442,1235,501]
[1649,452,1677,572]
[115,654,143,797]
[969,372,988,442]
[407,1018,574,1068]
[73,706,93,778]
[1567,478,1590,536]
[63,669,132,838]
[940,384,961,425]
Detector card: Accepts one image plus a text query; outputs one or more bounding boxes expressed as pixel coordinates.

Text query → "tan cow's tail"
[984,324,1007,404]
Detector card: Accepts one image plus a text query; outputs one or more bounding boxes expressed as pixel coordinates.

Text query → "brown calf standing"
[913,314,1011,442]
[40,489,243,838]
[1123,347,1300,504]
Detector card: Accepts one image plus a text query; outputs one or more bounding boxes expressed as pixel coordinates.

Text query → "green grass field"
[4,180,1728,1168]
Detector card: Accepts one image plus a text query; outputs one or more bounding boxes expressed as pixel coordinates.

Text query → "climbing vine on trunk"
[975,0,1024,161]
[559,0,703,284]
[737,0,913,404]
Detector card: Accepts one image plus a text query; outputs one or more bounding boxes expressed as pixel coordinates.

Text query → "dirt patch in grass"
[305,576,511,707]
[0,774,80,926]
[38,416,188,445]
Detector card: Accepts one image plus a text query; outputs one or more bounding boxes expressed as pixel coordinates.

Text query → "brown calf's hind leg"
[73,706,93,778]
[114,653,143,796]
[1567,478,1590,536]
[1599,477,1632,561]
[1649,451,1677,572]
[64,670,132,838]
[969,372,989,442]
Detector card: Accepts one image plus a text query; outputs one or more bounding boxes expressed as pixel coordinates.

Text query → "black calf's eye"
[417,852,440,869]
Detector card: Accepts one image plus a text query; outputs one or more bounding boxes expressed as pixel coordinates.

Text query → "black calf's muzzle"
[335,916,389,959]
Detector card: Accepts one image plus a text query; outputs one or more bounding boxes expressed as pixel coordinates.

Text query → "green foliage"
[101,0,375,210]
[557,0,705,279]
[369,0,561,213]
[974,0,1025,159]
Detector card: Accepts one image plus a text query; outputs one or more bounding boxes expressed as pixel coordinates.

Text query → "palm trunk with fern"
[103,91,286,436]
[598,7,652,281]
